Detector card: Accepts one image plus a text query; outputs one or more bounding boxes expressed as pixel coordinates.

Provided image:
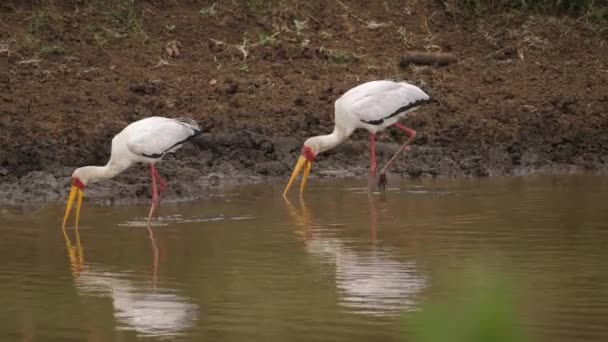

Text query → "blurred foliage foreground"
[402,267,529,342]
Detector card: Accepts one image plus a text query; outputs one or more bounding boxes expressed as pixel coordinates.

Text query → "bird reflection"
[61,224,197,338]
[146,224,160,286]
[284,196,426,316]
[62,223,85,278]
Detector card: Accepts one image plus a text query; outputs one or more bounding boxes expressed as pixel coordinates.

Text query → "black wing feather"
[360,98,429,126]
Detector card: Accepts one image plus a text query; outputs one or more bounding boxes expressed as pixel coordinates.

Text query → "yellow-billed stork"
[283,80,430,196]
[62,116,201,228]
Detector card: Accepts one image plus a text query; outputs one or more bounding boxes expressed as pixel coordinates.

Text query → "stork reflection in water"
[61,225,197,338]
[284,196,426,316]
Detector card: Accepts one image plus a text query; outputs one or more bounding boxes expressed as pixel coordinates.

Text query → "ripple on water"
[117,214,255,227]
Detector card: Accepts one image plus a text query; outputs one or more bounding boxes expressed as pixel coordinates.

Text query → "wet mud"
[1,0,607,205]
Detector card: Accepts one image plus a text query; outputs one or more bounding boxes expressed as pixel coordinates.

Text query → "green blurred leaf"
[403,270,527,342]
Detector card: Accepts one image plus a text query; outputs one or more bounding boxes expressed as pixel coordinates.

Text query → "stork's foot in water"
[147,200,162,225]
[377,145,412,191]
[152,202,161,218]
[153,194,163,218]
[147,203,156,225]
[377,173,388,190]
[147,193,162,224]
[367,168,377,192]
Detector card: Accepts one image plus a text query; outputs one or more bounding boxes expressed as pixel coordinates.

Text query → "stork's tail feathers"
[175,118,204,143]
[399,81,431,101]
[174,118,206,149]
[175,117,201,133]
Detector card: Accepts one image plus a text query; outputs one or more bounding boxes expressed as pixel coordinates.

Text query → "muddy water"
[1,175,608,341]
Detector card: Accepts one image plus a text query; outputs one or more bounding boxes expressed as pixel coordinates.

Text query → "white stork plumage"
[283,80,430,196]
[76,266,199,337]
[62,116,201,228]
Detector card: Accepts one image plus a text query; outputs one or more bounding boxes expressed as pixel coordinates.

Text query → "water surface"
[1,175,608,341]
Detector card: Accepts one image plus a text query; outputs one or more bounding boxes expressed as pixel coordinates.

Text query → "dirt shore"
[1,0,607,206]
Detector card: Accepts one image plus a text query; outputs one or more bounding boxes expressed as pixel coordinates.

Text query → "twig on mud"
[317,46,364,62]
[0,38,13,56]
[523,105,538,113]
[522,35,550,50]
[164,40,181,58]
[422,17,442,52]
[153,58,175,68]
[210,32,280,61]
[306,13,325,27]
[334,0,369,25]
[367,21,390,29]
[397,26,415,48]
[484,46,512,60]
[296,1,326,27]
[209,38,224,45]
[344,74,361,82]
[517,48,525,61]
[484,46,525,61]
[17,59,42,65]
[210,38,249,61]
[235,40,249,60]
[200,2,217,16]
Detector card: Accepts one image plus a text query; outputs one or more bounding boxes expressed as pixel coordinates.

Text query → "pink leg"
[147,163,159,224]
[150,164,166,218]
[153,166,167,213]
[393,123,417,139]
[378,123,417,189]
[155,169,167,195]
[369,132,377,173]
[368,133,377,192]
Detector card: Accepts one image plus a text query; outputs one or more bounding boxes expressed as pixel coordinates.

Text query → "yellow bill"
[300,159,312,193]
[62,185,83,229]
[283,156,312,197]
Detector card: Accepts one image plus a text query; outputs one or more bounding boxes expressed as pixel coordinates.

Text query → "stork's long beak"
[62,185,84,229]
[283,156,312,197]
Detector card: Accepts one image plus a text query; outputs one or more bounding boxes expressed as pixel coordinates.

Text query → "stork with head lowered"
[283,80,430,196]
[62,116,201,228]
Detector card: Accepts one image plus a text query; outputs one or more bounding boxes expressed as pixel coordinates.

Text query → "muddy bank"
[2,132,606,206]
[1,0,607,205]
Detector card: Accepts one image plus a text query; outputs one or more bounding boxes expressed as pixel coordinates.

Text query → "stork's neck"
[74,160,130,186]
[307,127,348,155]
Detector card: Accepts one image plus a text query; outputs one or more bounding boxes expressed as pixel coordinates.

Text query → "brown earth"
[1,0,607,205]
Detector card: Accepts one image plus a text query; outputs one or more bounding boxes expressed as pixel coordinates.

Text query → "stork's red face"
[72,177,86,190]
[62,177,86,229]
[301,146,315,162]
[283,145,316,197]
